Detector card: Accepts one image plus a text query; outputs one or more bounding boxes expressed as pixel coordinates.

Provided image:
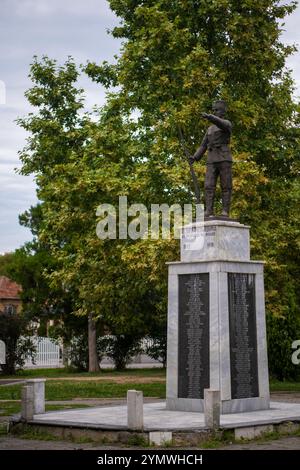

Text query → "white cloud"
[0,81,6,105]
[0,170,37,252]
[0,1,121,252]
[5,0,115,20]
[14,0,53,17]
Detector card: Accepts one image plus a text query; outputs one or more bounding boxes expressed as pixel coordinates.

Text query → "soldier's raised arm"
[202,113,232,133]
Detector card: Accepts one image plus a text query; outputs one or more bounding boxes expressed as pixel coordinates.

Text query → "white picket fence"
[24,337,62,368]
[23,336,161,369]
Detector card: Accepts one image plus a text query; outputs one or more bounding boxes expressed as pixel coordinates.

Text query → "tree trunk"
[88,313,100,372]
[62,341,69,368]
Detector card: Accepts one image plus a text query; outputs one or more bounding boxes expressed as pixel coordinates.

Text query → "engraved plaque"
[178,273,209,399]
[228,273,259,399]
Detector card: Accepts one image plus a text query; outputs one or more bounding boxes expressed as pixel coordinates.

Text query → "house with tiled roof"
[0,276,22,315]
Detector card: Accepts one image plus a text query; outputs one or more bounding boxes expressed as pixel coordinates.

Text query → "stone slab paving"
[31,401,300,431]
[0,380,26,386]
[0,436,100,450]
[0,435,300,450]
[220,436,300,450]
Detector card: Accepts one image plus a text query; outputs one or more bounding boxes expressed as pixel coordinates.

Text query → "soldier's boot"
[221,190,231,217]
[205,190,215,218]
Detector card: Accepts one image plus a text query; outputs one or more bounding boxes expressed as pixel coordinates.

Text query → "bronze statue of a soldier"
[190,100,232,218]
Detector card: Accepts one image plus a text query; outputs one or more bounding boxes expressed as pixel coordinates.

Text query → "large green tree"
[18,1,300,377]
[87,0,299,176]
[18,57,171,370]
[17,57,102,370]
[85,0,300,377]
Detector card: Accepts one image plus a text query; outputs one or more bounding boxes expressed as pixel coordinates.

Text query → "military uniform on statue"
[190,100,232,218]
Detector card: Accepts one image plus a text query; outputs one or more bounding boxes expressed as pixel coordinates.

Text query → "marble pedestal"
[166,219,270,414]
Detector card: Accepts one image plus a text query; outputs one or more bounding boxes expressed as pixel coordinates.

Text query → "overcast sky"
[0,0,300,253]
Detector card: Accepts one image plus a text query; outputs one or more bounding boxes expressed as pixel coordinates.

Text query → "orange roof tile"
[0,276,22,300]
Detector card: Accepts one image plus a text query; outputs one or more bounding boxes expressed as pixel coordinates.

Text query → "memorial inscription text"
[228,273,259,399]
[178,273,209,399]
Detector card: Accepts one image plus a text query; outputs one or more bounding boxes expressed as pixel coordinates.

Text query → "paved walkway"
[0,435,299,450]
[1,392,300,450]
[30,401,300,430]
[0,379,25,386]
[220,436,300,450]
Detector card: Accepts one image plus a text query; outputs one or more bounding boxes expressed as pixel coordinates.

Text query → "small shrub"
[144,335,167,367]
[0,312,35,375]
[98,335,142,370]
[67,334,89,372]
[267,311,300,381]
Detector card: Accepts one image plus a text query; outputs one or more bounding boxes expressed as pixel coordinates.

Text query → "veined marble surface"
[181,220,250,262]
[166,260,269,413]
[31,401,300,431]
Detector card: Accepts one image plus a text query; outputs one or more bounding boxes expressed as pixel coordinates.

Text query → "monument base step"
[204,216,239,222]
[10,401,300,446]
[166,396,270,414]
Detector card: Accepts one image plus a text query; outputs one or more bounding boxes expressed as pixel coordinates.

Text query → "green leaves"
[17,1,300,376]
[17,57,87,177]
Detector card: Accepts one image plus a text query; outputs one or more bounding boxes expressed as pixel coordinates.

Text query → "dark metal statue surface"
[190,100,232,218]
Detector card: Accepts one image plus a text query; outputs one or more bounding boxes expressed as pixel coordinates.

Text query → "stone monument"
[189,100,233,218]
[0,340,6,365]
[166,219,270,413]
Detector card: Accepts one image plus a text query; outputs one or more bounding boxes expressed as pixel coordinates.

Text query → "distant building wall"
[0,276,22,315]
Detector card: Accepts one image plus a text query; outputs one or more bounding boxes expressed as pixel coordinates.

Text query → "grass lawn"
[0,368,166,417]
[0,368,166,402]
[0,368,299,405]
[270,380,300,392]
[0,401,92,417]
[0,367,166,379]
[0,381,165,401]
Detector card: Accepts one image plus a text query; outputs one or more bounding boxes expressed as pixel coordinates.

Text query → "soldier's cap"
[212,100,227,111]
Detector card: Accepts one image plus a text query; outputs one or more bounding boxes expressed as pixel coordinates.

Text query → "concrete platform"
[26,401,300,431]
